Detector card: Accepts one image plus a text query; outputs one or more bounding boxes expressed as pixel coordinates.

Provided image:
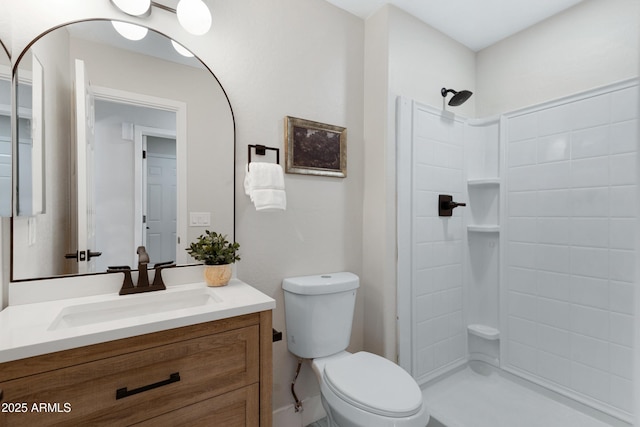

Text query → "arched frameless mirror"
[0,40,11,217]
[12,20,235,281]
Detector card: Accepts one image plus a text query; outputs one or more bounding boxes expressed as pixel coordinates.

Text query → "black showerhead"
[441,88,473,106]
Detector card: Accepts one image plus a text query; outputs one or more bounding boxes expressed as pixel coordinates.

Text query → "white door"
[74,59,98,273]
[145,148,176,264]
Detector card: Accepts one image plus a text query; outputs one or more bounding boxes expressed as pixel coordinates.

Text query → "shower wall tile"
[609,313,633,347]
[610,86,639,123]
[537,271,571,301]
[569,276,609,310]
[570,247,608,279]
[537,190,570,217]
[537,324,571,358]
[610,120,637,154]
[609,281,634,315]
[570,157,609,188]
[410,108,465,380]
[609,344,633,379]
[509,316,537,347]
[509,292,538,321]
[535,244,570,274]
[609,249,635,283]
[508,166,538,191]
[508,242,537,269]
[569,188,609,217]
[571,126,609,159]
[571,94,611,130]
[538,350,572,388]
[609,186,636,217]
[570,333,609,372]
[537,134,569,163]
[508,267,537,295]
[505,83,637,417]
[509,341,537,373]
[610,376,633,413]
[538,104,572,136]
[570,304,609,341]
[571,362,610,403]
[510,218,538,242]
[538,298,571,330]
[508,191,537,217]
[509,138,537,167]
[508,113,538,141]
[609,219,635,250]
[537,161,571,190]
[569,218,608,248]
[610,153,636,185]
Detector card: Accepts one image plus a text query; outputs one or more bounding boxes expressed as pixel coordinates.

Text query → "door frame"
[92,85,187,265]
[136,126,176,259]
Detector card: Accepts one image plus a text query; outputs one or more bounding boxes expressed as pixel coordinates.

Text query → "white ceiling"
[324,0,584,51]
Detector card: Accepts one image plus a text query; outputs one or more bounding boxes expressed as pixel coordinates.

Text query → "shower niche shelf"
[467,178,500,187]
[467,225,500,233]
[467,324,500,340]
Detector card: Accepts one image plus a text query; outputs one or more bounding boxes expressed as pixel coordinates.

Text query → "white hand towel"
[245,162,286,211]
[251,188,287,211]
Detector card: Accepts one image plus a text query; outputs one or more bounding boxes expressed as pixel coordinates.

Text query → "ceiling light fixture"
[171,40,195,57]
[176,0,212,35]
[110,0,152,17]
[110,0,212,37]
[111,21,149,41]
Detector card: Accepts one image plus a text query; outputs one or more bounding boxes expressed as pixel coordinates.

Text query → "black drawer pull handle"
[116,372,180,400]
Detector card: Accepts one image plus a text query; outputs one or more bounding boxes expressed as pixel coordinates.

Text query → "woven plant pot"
[204,264,232,287]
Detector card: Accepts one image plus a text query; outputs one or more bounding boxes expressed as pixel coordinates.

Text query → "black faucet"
[110,246,175,295]
[136,246,150,288]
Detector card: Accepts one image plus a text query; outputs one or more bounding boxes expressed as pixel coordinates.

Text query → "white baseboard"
[273,395,326,427]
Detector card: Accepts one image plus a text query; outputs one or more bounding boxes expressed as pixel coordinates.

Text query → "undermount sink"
[48,287,222,330]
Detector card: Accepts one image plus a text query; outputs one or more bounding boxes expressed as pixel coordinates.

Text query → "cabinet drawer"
[0,325,259,426]
[133,384,259,427]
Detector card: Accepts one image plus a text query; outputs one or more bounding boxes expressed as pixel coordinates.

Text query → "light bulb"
[177,0,212,35]
[171,40,194,57]
[111,21,149,41]
[110,0,151,16]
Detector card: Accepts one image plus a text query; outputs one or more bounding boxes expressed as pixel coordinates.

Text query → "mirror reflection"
[12,20,235,281]
[0,41,10,217]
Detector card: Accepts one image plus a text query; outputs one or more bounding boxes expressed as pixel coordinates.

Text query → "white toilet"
[283,272,429,427]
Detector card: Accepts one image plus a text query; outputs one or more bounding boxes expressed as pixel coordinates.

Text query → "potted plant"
[186,230,240,287]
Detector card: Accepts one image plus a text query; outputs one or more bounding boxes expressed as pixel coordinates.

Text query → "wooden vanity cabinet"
[0,311,272,427]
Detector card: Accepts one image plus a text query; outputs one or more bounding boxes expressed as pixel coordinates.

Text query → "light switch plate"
[189,212,211,227]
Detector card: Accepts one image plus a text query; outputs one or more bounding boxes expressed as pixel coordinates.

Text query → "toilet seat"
[323,352,423,418]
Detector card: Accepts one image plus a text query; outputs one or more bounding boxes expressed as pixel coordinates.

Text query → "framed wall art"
[284,116,347,178]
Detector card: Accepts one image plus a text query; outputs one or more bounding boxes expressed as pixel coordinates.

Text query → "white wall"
[12,27,72,280]
[477,0,639,117]
[94,100,176,271]
[216,0,365,413]
[0,0,365,417]
[70,36,234,262]
[363,4,475,359]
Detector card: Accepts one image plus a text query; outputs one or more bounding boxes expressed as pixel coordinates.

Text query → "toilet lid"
[323,352,422,418]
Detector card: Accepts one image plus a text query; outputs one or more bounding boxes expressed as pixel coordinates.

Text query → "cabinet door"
[0,326,258,426]
[133,384,259,427]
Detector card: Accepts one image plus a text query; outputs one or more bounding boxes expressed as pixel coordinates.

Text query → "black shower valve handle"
[438,194,467,217]
[447,201,467,209]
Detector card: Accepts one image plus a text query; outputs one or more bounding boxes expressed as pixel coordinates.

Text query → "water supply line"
[291,358,304,412]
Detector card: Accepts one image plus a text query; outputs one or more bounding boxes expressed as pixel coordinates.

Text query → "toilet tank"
[283,272,359,359]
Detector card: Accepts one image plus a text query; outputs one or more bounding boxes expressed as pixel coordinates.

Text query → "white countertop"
[0,279,275,364]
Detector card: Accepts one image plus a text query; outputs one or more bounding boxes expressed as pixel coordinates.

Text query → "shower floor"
[422,363,621,427]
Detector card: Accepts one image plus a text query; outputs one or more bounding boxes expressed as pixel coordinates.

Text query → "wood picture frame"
[284,116,346,178]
